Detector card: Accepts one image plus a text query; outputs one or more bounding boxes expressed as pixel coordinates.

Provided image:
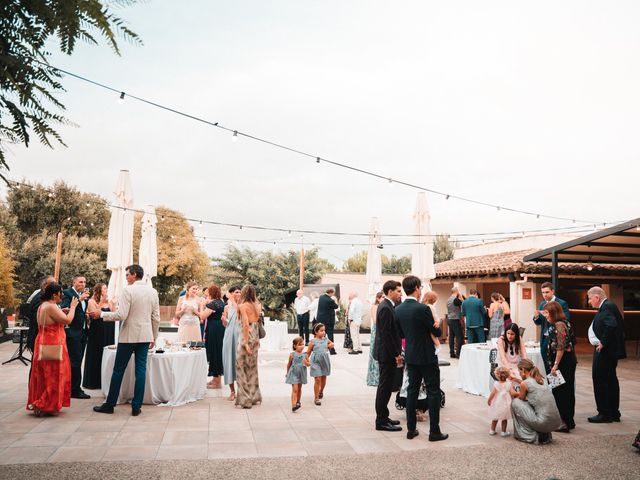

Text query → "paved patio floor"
[0,334,638,478]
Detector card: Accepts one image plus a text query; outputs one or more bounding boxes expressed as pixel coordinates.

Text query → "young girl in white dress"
[488,366,512,436]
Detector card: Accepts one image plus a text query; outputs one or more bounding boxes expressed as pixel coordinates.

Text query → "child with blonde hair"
[488,366,512,436]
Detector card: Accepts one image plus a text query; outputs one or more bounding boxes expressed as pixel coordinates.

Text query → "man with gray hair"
[347,291,363,354]
[446,287,465,358]
[586,286,626,423]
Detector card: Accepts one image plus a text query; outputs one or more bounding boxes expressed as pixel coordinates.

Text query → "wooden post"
[54,232,63,282]
[299,247,305,290]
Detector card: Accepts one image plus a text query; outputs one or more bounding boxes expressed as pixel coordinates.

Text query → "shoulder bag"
[37,305,63,361]
[258,312,266,339]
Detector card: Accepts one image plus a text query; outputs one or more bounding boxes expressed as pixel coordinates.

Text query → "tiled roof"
[435,249,640,279]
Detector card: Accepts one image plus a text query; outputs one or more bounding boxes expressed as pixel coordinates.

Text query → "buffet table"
[260,320,289,351]
[456,343,546,397]
[101,347,208,407]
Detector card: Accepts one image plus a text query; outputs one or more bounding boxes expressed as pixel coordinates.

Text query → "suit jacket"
[534,296,570,345]
[316,294,338,325]
[396,298,441,366]
[102,280,160,343]
[60,287,88,339]
[461,296,486,328]
[26,292,44,351]
[373,298,402,363]
[592,299,626,359]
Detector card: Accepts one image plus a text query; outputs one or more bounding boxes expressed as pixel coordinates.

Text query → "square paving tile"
[161,430,208,446]
[255,441,307,457]
[208,442,258,459]
[209,429,255,444]
[0,446,57,464]
[64,431,119,447]
[30,420,84,434]
[252,428,299,443]
[114,430,165,446]
[11,432,71,447]
[304,440,356,456]
[48,446,107,463]
[103,445,159,461]
[156,444,208,460]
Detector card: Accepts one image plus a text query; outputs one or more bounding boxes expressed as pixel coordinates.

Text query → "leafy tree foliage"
[0,231,16,307]
[0,0,141,180]
[212,246,335,319]
[434,233,456,263]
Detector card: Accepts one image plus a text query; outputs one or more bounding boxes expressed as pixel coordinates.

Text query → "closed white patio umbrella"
[366,217,383,301]
[106,170,135,342]
[411,192,436,291]
[138,205,158,285]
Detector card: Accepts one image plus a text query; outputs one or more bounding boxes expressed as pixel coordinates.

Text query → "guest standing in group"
[396,276,447,442]
[309,292,320,326]
[222,286,241,401]
[488,293,505,340]
[61,275,91,399]
[542,301,577,432]
[421,291,442,355]
[586,286,626,423]
[176,281,202,342]
[533,282,570,374]
[366,291,384,386]
[461,289,486,344]
[510,359,562,444]
[446,287,465,359]
[499,295,512,329]
[497,323,528,383]
[200,285,225,389]
[235,285,263,409]
[294,289,311,346]
[348,291,363,354]
[94,264,160,416]
[26,275,55,354]
[83,283,115,390]
[27,283,78,416]
[316,288,339,355]
[374,281,403,432]
[343,295,353,352]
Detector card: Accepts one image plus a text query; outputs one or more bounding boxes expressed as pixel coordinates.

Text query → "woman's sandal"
[314,399,321,406]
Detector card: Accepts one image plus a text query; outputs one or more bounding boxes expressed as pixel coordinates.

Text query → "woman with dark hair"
[222,286,242,401]
[200,284,225,389]
[542,301,577,432]
[497,323,528,383]
[235,284,262,408]
[83,283,115,390]
[27,283,79,416]
[488,293,505,340]
[510,358,562,444]
[366,291,384,386]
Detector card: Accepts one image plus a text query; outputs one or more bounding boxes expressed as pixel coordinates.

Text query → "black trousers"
[592,350,620,420]
[297,312,310,344]
[375,361,396,423]
[552,352,576,428]
[325,320,336,353]
[447,318,464,357]
[66,334,87,394]
[406,363,441,433]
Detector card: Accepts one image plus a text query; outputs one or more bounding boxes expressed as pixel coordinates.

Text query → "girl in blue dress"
[285,336,309,412]
[307,323,334,406]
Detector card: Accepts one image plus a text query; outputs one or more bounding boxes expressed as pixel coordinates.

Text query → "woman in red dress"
[27,283,78,416]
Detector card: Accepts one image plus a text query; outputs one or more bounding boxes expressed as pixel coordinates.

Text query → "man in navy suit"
[396,276,448,442]
[316,288,339,354]
[61,274,91,399]
[586,286,626,423]
[533,282,571,373]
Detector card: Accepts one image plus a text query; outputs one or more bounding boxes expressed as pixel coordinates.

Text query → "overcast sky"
[3,1,640,267]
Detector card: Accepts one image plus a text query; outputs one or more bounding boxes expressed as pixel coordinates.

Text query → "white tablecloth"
[101,347,208,407]
[456,344,546,397]
[260,321,289,352]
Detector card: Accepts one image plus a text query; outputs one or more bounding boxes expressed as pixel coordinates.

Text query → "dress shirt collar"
[404,297,418,302]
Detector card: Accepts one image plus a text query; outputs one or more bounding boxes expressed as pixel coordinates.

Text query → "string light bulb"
[232,131,238,142]
[586,256,593,271]
[316,157,321,164]
[119,92,125,104]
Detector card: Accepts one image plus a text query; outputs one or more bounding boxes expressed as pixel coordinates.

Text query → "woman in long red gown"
[27,283,78,416]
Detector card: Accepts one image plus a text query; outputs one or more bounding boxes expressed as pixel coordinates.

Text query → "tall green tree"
[0,0,142,180]
[0,231,16,307]
[434,233,456,263]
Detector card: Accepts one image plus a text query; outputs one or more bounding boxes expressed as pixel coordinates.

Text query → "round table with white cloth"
[455,344,546,397]
[101,347,208,407]
[260,320,289,352]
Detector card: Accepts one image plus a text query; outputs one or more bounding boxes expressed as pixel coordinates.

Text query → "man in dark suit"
[26,275,55,353]
[586,286,626,423]
[316,288,339,355]
[461,289,486,344]
[533,282,571,373]
[396,276,448,442]
[61,274,91,399]
[373,280,403,432]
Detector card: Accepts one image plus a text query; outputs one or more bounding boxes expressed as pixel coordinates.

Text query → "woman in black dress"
[200,284,225,389]
[83,283,115,390]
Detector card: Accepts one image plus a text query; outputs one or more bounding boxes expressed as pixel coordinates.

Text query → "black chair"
[489,348,499,381]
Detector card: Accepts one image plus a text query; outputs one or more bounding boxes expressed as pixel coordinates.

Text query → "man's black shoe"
[588,414,613,423]
[429,432,449,442]
[330,351,337,355]
[93,404,114,414]
[72,391,91,399]
[406,429,419,439]
[348,351,359,355]
[376,422,402,432]
[132,408,142,417]
[450,354,458,359]
[386,418,401,426]
[612,417,621,422]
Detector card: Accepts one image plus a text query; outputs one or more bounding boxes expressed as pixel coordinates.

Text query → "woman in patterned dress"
[235,285,262,409]
[366,292,384,386]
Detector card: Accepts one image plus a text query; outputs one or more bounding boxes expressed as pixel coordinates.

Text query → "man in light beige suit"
[93,264,160,416]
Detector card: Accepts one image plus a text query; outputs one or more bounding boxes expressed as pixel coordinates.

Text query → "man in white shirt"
[294,289,311,346]
[93,264,160,417]
[347,291,363,354]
